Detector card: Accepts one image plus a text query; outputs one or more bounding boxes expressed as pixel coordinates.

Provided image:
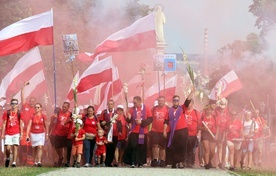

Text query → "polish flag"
[145,75,177,106]
[66,71,79,101]
[126,74,143,100]
[77,56,113,93]
[90,13,156,59]
[13,70,48,104]
[97,82,113,111]
[209,70,243,100]
[0,10,53,56]
[0,47,43,100]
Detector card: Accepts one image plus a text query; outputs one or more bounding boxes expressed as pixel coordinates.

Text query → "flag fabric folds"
[90,13,156,59]
[0,47,44,100]
[0,10,53,56]
[145,75,177,106]
[209,70,243,100]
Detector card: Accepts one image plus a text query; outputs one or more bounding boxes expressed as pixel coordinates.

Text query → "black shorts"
[150,131,167,148]
[49,134,56,147]
[201,131,216,143]
[55,135,70,149]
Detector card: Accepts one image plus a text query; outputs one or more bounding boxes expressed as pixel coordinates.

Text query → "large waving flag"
[13,70,48,104]
[0,10,53,56]
[145,75,177,106]
[77,56,113,94]
[209,70,243,100]
[0,47,43,100]
[89,13,156,60]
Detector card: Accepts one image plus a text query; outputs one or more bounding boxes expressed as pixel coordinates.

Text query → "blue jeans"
[84,138,96,164]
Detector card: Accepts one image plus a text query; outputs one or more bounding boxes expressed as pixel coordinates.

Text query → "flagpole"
[163,72,166,97]
[51,8,57,108]
[157,71,161,97]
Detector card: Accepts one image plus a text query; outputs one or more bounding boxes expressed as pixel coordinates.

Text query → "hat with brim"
[117,105,124,110]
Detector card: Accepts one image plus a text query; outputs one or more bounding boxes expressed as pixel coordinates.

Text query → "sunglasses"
[173,99,179,102]
[11,102,18,105]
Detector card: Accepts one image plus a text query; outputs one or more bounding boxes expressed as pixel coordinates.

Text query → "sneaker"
[84,163,89,167]
[171,163,177,168]
[151,159,158,167]
[11,163,16,167]
[37,162,42,167]
[96,163,100,167]
[131,164,135,168]
[101,163,106,167]
[5,159,10,168]
[113,163,118,167]
[138,164,143,168]
[229,167,235,171]
[33,163,38,167]
[64,162,70,167]
[76,163,80,168]
[204,163,211,169]
[160,160,167,168]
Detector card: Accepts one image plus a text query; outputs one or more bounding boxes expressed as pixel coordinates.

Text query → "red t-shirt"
[82,115,97,135]
[184,106,201,136]
[22,103,35,129]
[214,108,230,133]
[152,106,169,133]
[30,114,46,134]
[201,114,217,134]
[116,114,127,141]
[96,136,107,155]
[129,105,152,134]
[53,111,72,137]
[2,110,24,135]
[226,119,243,141]
[70,127,85,145]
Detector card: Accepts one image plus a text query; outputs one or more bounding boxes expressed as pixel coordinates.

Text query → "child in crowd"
[69,119,85,168]
[95,129,107,167]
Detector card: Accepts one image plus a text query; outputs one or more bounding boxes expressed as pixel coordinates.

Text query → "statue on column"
[155,5,166,43]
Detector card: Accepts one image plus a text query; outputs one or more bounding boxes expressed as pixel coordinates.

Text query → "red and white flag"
[90,13,156,59]
[0,10,53,56]
[13,70,48,104]
[209,70,243,100]
[0,47,43,100]
[77,56,113,94]
[145,75,177,106]
[126,74,143,99]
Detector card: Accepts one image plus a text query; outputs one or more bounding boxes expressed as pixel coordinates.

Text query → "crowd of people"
[0,86,272,171]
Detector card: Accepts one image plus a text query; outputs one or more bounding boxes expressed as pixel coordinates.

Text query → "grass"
[0,167,60,176]
[232,169,276,176]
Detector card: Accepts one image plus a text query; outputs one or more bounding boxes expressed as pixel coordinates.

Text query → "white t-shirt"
[243,119,259,136]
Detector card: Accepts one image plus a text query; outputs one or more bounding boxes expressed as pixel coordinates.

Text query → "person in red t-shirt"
[20,82,37,165]
[150,96,169,168]
[114,105,128,167]
[225,109,243,170]
[184,91,201,168]
[82,105,100,167]
[124,96,153,168]
[52,102,72,167]
[165,94,189,169]
[69,120,85,168]
[1,98,24,167]
[26,103,48,167]
[199,104,218,169]
[214,98,230,169]
[95,129,107,167]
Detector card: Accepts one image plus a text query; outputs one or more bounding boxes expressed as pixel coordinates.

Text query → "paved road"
[39,167,235,176]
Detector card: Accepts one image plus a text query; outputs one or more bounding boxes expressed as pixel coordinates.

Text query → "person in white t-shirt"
[240,111,259,170]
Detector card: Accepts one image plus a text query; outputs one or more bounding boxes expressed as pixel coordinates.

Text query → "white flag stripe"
[0,10,53,40]
[14,70,45,104]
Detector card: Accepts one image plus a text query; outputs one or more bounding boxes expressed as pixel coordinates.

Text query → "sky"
[139,0,260,54]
